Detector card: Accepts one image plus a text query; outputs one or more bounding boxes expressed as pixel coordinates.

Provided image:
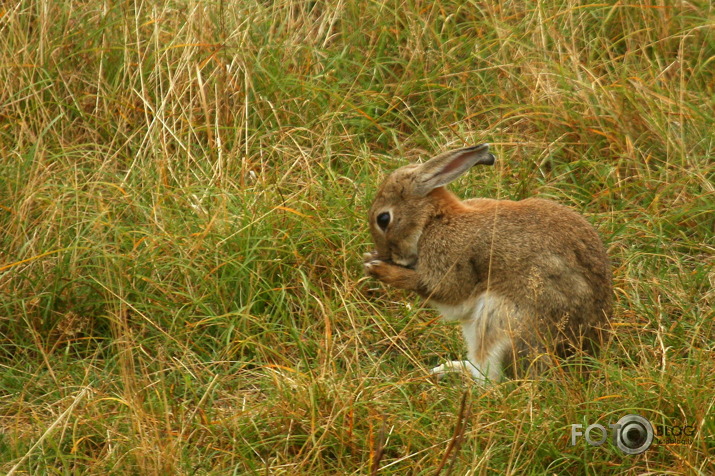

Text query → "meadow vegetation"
[1,0,713,474]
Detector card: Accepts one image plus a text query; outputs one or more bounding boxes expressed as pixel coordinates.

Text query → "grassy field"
[1,0,714,474]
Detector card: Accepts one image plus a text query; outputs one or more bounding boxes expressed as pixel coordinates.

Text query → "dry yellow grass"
[1,0,713,474]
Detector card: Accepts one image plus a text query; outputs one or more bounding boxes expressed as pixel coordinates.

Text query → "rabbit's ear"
[413,144,495,196]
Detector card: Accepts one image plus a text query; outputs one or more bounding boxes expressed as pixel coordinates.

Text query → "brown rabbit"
[363,144,612,383]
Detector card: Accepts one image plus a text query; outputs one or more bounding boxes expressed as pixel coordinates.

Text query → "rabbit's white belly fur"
[430,293,512,382]
[431,293,492,322]
[430,293,490,322]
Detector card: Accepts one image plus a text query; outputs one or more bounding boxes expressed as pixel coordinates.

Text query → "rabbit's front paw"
[363,256,421,292]
[363,258,387,279]
[363,250,379,263]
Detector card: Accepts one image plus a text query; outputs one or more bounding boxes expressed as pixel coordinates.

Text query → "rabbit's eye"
[376,212,391,231]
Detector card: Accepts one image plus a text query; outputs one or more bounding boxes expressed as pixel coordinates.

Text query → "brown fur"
[364,145,612,381]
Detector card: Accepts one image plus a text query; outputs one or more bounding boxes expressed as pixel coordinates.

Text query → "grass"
[1,0,713,473]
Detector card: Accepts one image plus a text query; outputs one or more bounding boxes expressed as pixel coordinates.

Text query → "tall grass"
[1,0,713,474]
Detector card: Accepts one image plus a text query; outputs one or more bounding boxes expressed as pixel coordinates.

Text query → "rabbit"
[363,144,612,384]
